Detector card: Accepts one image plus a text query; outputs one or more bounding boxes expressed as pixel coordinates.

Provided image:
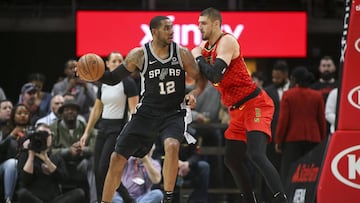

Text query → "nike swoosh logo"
[149,60,157,64]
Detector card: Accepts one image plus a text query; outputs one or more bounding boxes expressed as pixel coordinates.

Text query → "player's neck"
[150,40,170,59]
[208,31,223,48]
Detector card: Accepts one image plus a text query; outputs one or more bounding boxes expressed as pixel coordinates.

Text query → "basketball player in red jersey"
[192,8,288,203]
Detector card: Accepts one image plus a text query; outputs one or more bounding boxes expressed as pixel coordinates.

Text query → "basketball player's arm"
[80,98,103,148]
[192,36,236,83]
[100,47,144,85]
[181,47,207,104]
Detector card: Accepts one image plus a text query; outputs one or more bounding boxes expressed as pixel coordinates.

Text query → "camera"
[27,131,49,153]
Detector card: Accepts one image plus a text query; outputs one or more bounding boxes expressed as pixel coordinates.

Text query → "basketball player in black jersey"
[91,16,207,203]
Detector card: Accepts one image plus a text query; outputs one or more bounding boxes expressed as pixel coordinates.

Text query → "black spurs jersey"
[139,42,185,111]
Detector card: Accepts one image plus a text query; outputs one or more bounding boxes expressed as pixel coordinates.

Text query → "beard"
[320,71,335,81]
[274,80,287,88]
[202,34,209,40]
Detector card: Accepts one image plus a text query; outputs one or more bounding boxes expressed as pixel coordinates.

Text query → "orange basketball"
[77,53,105,82]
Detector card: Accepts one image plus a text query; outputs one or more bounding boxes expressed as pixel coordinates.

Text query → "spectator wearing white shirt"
[35,95,64,127]
[325,87,338,134]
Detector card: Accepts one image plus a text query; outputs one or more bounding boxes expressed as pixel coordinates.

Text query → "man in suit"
[264,60,290,171]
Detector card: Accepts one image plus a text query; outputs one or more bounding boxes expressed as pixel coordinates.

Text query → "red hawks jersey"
[201,33,257,107]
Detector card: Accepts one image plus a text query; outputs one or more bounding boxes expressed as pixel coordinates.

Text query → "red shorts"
[224,90,274,143]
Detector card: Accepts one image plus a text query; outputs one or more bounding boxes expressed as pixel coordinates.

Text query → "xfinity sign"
[76,11,306,57]
[139,16,244,46]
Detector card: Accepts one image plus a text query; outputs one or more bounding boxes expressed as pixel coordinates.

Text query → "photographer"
[17,124,85,203]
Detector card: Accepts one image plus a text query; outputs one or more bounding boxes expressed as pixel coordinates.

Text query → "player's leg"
[161,113,187,203]
[162,137,180,203]
[245,92,287,202]
[101,152,127,202]
[224,139,258,203]
[246,131,287,202]
[224,106,258,202]
[101,115,146,203]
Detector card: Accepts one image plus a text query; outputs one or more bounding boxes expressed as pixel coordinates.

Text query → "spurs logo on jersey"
[159,68,168,80]
[149,68,181,80]
[140,42,185,110]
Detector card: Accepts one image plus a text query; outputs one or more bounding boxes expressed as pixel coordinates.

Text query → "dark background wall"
[0,32,75,102]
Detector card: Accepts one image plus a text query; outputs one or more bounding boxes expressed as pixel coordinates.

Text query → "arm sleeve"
[96,83,102,99]
[100,64,132,85]
[196,56,228,83]
[123,77,139,97]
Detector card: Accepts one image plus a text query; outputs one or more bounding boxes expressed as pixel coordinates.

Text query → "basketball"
[77,53,105,82]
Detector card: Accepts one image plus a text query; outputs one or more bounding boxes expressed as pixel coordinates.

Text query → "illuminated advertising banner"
[76,11,306,57]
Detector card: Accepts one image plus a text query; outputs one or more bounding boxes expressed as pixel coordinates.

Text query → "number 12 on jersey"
[159,81,175,95]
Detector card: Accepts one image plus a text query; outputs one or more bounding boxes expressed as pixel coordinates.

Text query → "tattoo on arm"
[124,48,144,71]
[180,46,200,74]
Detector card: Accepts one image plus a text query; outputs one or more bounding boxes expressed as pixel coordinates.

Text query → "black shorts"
[114,105,186,159]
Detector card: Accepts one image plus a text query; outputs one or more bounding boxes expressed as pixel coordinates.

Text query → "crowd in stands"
[0,54,338,203]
